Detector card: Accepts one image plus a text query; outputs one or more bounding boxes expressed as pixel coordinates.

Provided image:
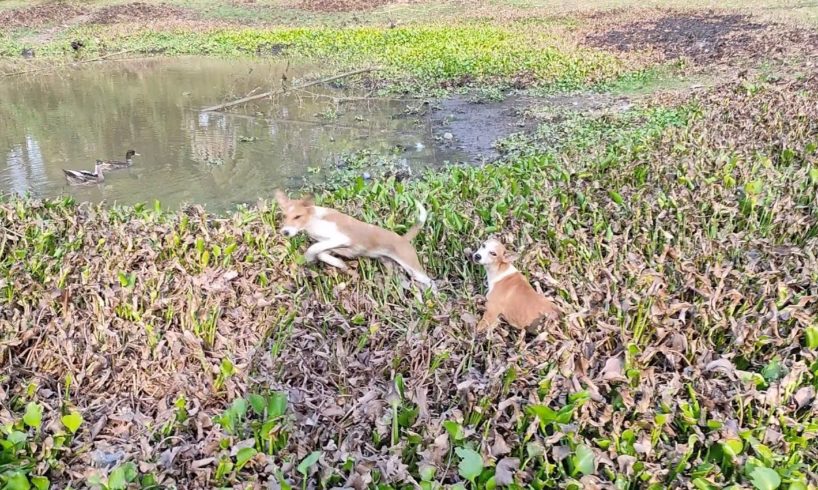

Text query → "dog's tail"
[402,201,427,242]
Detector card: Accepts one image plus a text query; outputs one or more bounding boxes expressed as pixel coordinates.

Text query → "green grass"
[1,23,628,93]
[7,24,625,90]
[2,75,818,488]
[1,2,817,489]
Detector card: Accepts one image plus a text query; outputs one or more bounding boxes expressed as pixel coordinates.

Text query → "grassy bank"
[1,22,635,94]
[4,0,817,97]
[2,74,818,488]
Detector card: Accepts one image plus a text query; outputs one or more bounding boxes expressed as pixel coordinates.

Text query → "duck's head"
[126,150,140,160]
[94,160,104,174]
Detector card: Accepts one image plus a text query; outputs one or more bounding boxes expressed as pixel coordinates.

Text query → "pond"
[0,56,465,212]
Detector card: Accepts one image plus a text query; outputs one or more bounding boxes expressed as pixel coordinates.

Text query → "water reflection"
[0,57,462,212]
[4,134,48,195]
[187,111,237,165]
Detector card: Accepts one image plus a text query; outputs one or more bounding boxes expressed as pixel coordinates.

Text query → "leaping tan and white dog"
[472,238,559,332]
[275,190,434,289]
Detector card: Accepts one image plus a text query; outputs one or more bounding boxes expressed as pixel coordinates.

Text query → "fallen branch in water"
[217,111,374,131]
[200,66,382,113]
[291,86,415,104]
[1,49,137,78]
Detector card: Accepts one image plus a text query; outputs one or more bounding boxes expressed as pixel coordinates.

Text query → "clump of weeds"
[2,23,629,95]
[1,74,818,488]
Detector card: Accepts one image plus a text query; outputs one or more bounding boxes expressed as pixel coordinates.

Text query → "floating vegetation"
[2,74,817,488]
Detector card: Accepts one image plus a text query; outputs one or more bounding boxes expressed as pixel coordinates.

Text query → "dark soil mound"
[0,3,83,28]
[90,2,193,24]
[587,11,818,64]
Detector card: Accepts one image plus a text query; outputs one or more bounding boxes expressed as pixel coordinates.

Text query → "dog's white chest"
[306,217,342,242]
[487,267,517,294]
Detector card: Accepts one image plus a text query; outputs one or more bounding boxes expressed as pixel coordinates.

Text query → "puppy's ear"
[274,190,288,207]
[299,193,314,207]
[501,250,519,264]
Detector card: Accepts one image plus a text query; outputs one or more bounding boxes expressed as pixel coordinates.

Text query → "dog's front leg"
[304,238,348,263]
[316,252,348,270]
[477,302,501,331]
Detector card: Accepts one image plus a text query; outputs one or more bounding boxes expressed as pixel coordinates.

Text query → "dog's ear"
[299,193,314,207]
[274,189,288,207]
[501,249,518,264]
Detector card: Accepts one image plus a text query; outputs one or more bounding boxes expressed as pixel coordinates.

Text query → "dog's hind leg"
[388,244,434,289]
[333,247,357,259]
[389,255,434,289]
[304,238,348,263]
[316,252,348,270]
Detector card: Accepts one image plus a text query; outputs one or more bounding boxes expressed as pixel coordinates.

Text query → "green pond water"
[0,56,463,212]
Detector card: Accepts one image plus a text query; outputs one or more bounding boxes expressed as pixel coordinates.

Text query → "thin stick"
[200,66,382,113]
[291,86,414,104]
[1,225,23,239]
[217,111,372,131]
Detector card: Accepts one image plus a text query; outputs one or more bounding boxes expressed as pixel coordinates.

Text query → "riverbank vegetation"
[2,1,817,489]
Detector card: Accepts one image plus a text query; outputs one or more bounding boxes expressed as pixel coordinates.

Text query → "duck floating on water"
[98,150,139,170]
[63,162,104,185]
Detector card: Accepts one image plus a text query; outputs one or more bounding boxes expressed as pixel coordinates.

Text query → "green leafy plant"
[297,451,321,490]
[749,467,781,490]
[570,445,595,477]
[22,403,43,430]
[214,357,235,392]
[455,447,484,485]
[88,462,138,490]
[60,411,83,435]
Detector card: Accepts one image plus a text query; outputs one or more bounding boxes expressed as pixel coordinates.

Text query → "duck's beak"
[134,153,141,156]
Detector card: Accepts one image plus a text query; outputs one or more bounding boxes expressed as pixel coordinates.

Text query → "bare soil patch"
[429,92,634,162]
[297,0,416,13]
[585,10,818,65]
[90,2,194,25]
[0,3,83,29]
[432,96,530,162]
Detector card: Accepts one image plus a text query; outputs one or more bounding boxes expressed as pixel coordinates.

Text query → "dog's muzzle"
[472,252,481,262]
[281,226,297,237]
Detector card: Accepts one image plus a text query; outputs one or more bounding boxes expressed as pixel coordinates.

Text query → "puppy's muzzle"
[472,252,481,262]
[281,227,297,237]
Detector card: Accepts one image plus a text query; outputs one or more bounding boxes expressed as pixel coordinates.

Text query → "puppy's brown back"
[324,209,427,273]
[488,273,559,331]
[326,209,402,250]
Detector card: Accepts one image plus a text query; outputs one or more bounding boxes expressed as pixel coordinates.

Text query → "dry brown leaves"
[90,2,195,25]
[0,2,194,30]
[0,3,84,29]
[2,76,818,487]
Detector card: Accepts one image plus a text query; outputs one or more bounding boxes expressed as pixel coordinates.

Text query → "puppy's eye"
[490,251,497,256]
[294,215,302,220]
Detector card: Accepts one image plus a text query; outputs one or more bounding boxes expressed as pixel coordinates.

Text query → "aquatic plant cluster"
[1,24,629,94]
[2,72,817,488]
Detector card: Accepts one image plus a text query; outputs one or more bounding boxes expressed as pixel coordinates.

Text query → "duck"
[63,162,104,185]
[98,150,139,170]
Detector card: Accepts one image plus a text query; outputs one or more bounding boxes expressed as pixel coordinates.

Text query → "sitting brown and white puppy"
[472,238,559,332]
[275,190,434,289]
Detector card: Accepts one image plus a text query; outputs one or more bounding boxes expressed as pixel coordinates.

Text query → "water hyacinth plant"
[2,0,818,486]
[2,74,818,488]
